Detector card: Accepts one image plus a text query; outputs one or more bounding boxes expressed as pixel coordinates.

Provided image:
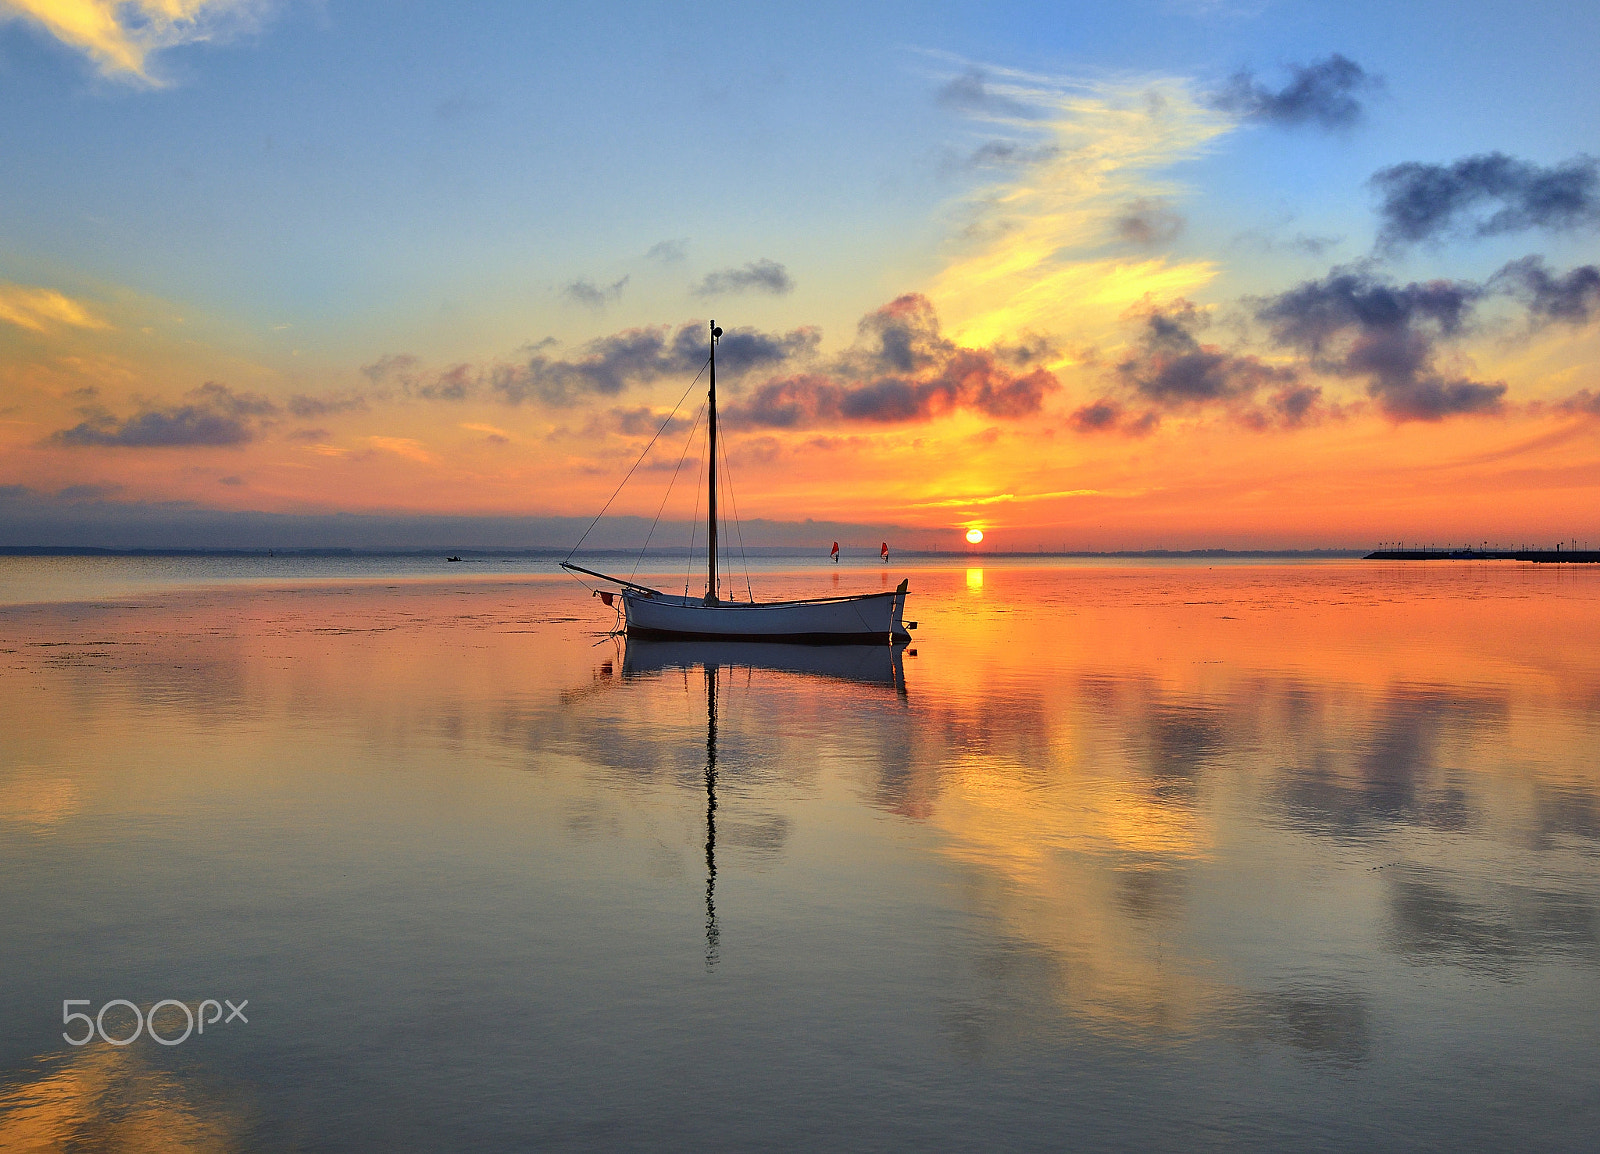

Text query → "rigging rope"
[717,428,755,602]
[631,399,706,581]
[562,358,710,563]
[685,412,708,598]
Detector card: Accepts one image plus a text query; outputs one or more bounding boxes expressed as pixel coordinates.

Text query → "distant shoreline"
[1,545,1368,560]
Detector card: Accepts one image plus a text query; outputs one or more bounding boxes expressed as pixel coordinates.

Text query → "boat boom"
[559,562,661,596]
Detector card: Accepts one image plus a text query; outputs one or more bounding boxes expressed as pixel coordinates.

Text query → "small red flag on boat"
[830,541,840,562]
[597,590,614,606]
[881,541,889,562]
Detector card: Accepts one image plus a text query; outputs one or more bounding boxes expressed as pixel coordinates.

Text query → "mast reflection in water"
[703,663,719,968]
[624,635,912,969]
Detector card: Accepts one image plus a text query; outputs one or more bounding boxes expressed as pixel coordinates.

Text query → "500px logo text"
[63,999,249,1046]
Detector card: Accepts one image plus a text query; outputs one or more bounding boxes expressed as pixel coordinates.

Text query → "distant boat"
[446,555,463,563]
[564,321,912,644]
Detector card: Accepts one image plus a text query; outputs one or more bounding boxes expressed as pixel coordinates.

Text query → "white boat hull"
[624,582,910,644]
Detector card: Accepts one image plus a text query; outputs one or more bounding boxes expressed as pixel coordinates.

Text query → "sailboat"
[564,321,913,644]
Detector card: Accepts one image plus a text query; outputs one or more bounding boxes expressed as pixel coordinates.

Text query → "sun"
[965,528,984,544]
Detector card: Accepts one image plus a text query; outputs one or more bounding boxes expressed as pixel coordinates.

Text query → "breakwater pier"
[1366,547,1600,562]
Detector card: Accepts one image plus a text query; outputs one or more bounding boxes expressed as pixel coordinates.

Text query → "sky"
[2,0,1599,551]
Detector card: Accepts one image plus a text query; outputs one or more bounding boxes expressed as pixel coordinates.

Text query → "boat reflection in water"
[620,637,910,965]
[622,637,908,694]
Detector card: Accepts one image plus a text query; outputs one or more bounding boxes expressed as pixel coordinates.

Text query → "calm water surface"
[1,558,1597,1150]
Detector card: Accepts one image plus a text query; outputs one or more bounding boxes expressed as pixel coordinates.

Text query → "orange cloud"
[0,283,108,332]
[367,435,435,464]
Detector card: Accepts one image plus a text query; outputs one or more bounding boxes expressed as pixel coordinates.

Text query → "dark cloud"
[1069,398,1123,432]
[51,383,278,448]
[494,322,818,405]
[361,353,420,386]
[1490,256,1600,324]
[1115,198,1185,247]
[990,333,1061,368]
[1232,227,1343,259]
[418,364,477,401]
[722,295,1058,429]
[1068,398,1159,437]
[935,68,1033,119]
[1209,54,1377,130]
[691,258,794,297]
[609,407,660,438]
[1241,383,1326,430]
[1113,302,1317,428]
[852,291,949,374]
[360,351,478,401]
[1371,153,1600,248]
[561,275,629,308]
[1256,269,1504,420]
[949,140,1059,173]
[645,238,688,264]
[1554,389,1600,417]
[287,391,368,418]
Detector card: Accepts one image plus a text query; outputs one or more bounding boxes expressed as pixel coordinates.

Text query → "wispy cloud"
[0,283,109,332]
[460,422,511,443]
[368,435,434,464]
[912,488,1101,508]
[935,68,1038,120]
[926,63,1231,346]
[0,0,268,85]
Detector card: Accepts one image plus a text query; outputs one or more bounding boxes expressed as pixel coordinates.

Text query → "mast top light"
[712,326,723,339]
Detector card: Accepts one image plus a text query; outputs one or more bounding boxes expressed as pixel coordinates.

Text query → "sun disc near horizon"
[965,529,984,544]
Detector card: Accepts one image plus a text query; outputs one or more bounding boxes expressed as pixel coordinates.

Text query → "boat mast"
[706,320,721,603]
